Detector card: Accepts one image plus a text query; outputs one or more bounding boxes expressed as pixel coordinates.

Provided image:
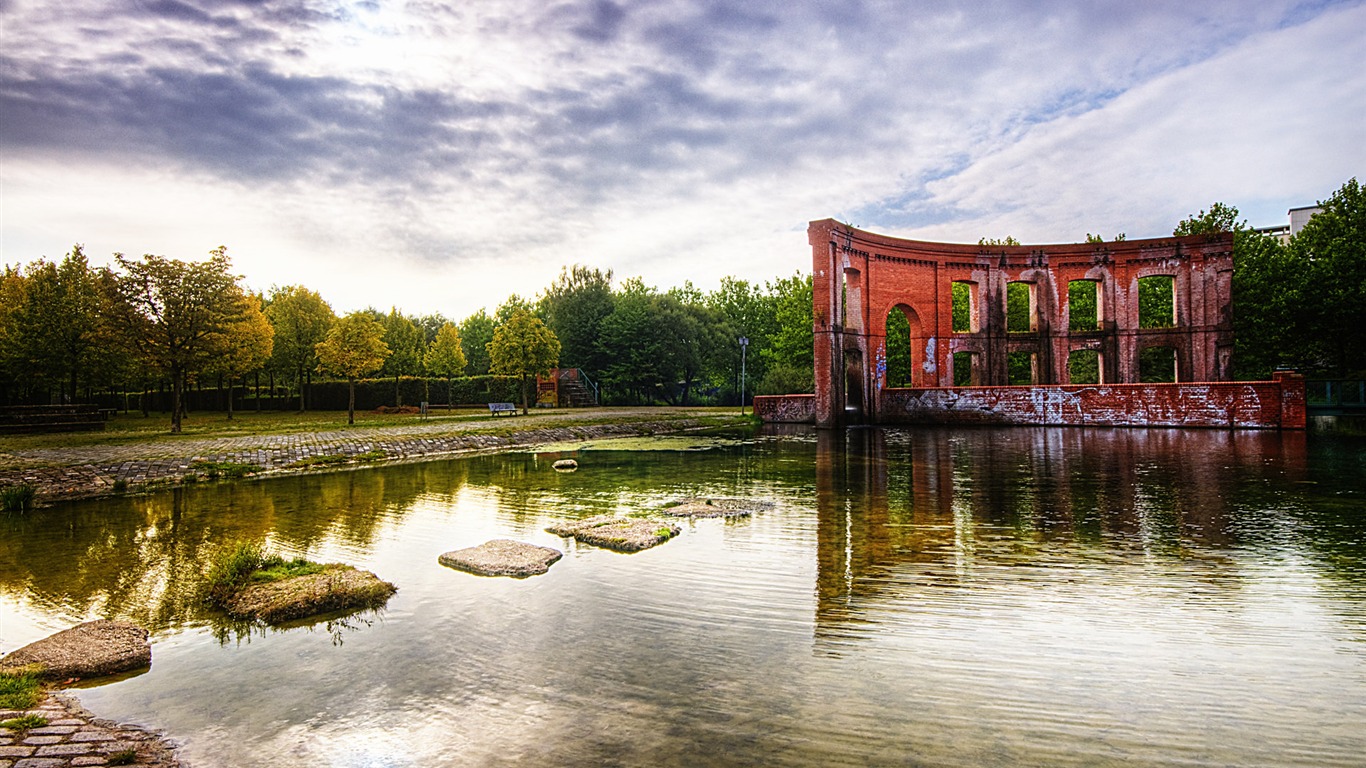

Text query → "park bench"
[0,404,106,434]
[488,402,518,417]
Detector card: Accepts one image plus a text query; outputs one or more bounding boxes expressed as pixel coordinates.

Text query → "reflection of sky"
[2,432,1364,766]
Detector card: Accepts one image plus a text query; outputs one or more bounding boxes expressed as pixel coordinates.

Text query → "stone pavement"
[0,408,743,502]
[0,693,179,768]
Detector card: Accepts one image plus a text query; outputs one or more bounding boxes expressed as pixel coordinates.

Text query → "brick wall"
[758,375,1306,429]
[753,394,816,423]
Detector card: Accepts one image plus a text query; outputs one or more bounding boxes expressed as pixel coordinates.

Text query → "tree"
[379,308,422,407]
[706,277,775,404]
[458,310,495,376]
[979,236,1020,246]
[539,265,614,381]
[108,247,246,433]
[10,246,106,403]
[758,272,814,394]
[209,292,274,420]
[265,286,334,411]
[488,308,560,415]
[315,312,390,424]
[1287,177,1366,376]
[1173,202,1241,236]
[423,322,467,410]
[597,278,664,404]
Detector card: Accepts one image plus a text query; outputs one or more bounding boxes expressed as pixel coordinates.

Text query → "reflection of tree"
[812,427,1317,646]
[0,462,443,632]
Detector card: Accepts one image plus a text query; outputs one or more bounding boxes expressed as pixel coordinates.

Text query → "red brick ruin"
[753,220,1306,429]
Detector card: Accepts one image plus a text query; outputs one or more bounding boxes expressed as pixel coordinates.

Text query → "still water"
[2,427,1365,767]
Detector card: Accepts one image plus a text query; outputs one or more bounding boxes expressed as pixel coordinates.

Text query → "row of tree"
[0,246,815,429]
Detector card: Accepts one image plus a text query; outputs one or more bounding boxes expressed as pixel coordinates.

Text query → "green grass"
[107,748,139,765]
[287,454,350,469]
[191,460,262,479]
[205,541,326,603]
[0,668,44,709]
[1,484,36,512]
[0,713,47,731]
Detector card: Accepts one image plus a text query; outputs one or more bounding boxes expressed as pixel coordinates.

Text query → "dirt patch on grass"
[546,515,680,552]
[222,566,397,624]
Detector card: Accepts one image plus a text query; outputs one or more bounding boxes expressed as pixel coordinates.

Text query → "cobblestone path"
[0,693,179,768]
[0,408,743,501]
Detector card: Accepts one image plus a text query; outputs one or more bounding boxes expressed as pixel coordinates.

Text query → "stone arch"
[881,302,932,389]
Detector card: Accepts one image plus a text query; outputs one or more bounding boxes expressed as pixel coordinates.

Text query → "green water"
[2,426,1365,766]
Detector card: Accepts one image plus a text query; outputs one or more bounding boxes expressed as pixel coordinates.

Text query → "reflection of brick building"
[810,221,1236,428]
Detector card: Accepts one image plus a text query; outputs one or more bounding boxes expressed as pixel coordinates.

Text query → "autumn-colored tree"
[423,322,467,411]
[108,247,246,432]
[487,308,559,415]
[458,310,495,376]
[315,312,390,425]
[209,292,274,420]
[379,308,422,407]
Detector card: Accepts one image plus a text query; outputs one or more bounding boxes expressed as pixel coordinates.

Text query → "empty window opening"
[952,281,978,333]
[952,351,978,386]
[1138,275,1175,328]
[884,308,912,387]
[1007,351,1036,385]
[1006,282,1035,333]
[1068,280,1101,331]
[844,349,864,411]
[1068,349,1101,384]
[1138,346,1177,383]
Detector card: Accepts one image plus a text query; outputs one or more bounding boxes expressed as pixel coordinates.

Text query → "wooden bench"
[488,402,518,417]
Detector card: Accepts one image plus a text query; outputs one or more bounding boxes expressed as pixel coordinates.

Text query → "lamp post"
[739,336,749,415]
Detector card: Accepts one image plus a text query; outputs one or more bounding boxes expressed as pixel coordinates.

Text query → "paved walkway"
[0,408,745,501]
[0,693,179,768]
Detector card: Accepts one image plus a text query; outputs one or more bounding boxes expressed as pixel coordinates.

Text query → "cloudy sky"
[2,0,1363,319]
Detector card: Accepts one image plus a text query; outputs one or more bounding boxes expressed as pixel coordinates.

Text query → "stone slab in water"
[552,459,578,471]
[545,515,680,552]
[662,497,769,518]
[223,566,397,624]
[0,620,150,681]
[439,539,563,577]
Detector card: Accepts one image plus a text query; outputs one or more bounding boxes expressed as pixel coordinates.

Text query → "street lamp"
[739,336,749,415]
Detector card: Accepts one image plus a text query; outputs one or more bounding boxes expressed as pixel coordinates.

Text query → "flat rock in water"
[439,539,563,577]
[662,497,768,518]
[0,619,150,681]
[545,514,680,552]
[552,459,578,471]
[223,566,397,624]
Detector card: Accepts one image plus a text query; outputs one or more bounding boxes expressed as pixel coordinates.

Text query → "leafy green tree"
[423,322,467,410]
[488,308,560,414]
[379,308,423,407]
[0,266,28,402]
[758,272,814,394]
[265,286,334,411]
[597,278,667,404]
[1173,203,1241,236]
[1287,177,1365,376]
[315,312,390,424]
[539,265,614,380]
[10,246,106,402]
[979,236,1020,247]
[706,277,775,403]
[458,310,495,376]
[883,308,911,388]
[108,247,246,432]
[495,294,535,324]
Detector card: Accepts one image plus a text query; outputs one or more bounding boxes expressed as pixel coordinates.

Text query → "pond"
[2,426,1365,767]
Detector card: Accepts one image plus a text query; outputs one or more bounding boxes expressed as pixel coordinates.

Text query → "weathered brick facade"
[810,220,1240,428]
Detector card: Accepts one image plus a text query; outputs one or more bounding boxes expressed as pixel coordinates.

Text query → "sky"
[2,0,1364,319]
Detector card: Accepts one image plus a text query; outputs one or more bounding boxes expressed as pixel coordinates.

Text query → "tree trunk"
[297,369,306,411]
[347,377,356,425]
[170,371,184,433]
[255,371,261,412]
[448,377,453,411]
[520,373,529,415]
[227,376,235,420]
[394,374,401,408]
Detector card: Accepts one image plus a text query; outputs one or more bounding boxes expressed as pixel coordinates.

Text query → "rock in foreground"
[0,619,150,681]
[546,515,680,552]
[222,566,397,624]
[662,497,768,518]
[439,539,563,577]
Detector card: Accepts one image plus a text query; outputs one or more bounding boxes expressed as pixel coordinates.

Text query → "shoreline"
[0,409,753,505]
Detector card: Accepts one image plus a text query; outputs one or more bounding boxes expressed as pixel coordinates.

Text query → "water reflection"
[808,427,1360,646]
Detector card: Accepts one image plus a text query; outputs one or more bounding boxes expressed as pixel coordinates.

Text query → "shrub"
[0,484,36,512]
[0,667,43,709]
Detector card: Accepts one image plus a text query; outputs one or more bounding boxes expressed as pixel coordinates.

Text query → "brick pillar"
[1272,370,1306,430]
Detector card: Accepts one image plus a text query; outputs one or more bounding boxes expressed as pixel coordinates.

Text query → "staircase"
[558,369,599,407]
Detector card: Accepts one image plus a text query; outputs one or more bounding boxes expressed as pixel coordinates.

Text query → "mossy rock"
[0,620,150,681]
[546,514,680,552]
[661,497,769,518]
[439,539,563,577]
[221,566,397,624]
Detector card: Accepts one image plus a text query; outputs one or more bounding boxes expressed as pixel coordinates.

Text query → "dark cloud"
[573,0,628,43]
